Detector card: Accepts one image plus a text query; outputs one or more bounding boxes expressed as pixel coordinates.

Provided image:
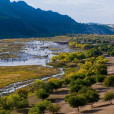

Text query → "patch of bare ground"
[45,84,114,114]
[106,57,114,75]
[11,83,114,114]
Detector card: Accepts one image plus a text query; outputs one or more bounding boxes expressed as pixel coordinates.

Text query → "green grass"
[0,65,60,88]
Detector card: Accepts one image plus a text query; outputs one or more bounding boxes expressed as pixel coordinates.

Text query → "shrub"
[78,86,95,94]
[96,75,106,84]
[17,99,29,108]
[29,100,51,114]
[47,103,60,114]
[85,90,99,107]
[0,110,10,114]
[36,89,50,100]
[67,95,87,111]
[103,75,114,87]
[70,84,82,93]
[103,92,114,104]
[84,76,96,85]
[64,93,77,102]
[48,78,63,90]
[16,88,28,100]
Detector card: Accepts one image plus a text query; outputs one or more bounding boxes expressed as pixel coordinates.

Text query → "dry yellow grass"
[0,65,59,88]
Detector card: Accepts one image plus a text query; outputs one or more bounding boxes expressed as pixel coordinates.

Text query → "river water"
[0,40,74,96]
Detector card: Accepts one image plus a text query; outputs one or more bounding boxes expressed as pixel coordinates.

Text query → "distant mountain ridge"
[0,0,113,38]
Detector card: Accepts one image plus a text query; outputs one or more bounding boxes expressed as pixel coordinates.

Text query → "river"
[0,40,74,96]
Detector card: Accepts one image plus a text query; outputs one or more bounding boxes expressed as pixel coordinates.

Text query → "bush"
[0,94,29,110]
[48,78,63,90]
[64,93,77,102]
[103,75,114,87]
[0,96,11,110]
[31,80,45,91]
[0,110,10,114]
[96,75,106,84]
[78,86,95,94]
[84,76,96,85]
[36,89,50,100]
[47,103,60,114]
[29,100,51,114]
[63,77,71,85]
[70,84,82,93]
[103,92,114,104]
[17,99,29,108]
[85,90,99,107]
[16,88,28,99]
[67,95,87,111]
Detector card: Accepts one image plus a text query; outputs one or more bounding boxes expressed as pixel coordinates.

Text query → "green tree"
[103,92,114,104]
[85,90,99,107]
[67,95,87,111]
[96,75,106,84]
[29,100,51,114]
[36,89,50,100]
[47,103,60,114]
[48,78,63,90]
[103,75,114,87]
[16,88,28,100]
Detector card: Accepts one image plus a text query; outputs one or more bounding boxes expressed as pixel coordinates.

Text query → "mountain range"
[0,0,113,38]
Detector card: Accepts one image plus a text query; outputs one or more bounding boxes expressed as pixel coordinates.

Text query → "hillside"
[0,0,113,38]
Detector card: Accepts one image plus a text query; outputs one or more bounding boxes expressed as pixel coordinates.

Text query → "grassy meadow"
[0,65,59,88]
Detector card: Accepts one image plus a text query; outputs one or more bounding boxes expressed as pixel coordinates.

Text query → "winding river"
[0,40,74,96]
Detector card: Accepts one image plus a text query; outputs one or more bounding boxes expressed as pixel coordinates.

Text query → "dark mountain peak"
[0,0,113,38]
[16,1,27,5]
[0,0,10,4]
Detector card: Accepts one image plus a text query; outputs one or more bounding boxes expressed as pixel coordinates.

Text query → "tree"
[84,76,96,85]
[70,84,82,93]
[48,78,63,90]
[36,89,50,100]
[96,75,106,84]
[67,95,87,111]
[85,90,99,107]
[16,88,28,100]
[64,93,77,102]
[103,92,114,104]
[103,75,114,87]
[78,86,95,94]
[29,100,51,114]
[47,103,60,114]
[95,64,107,75]
[51,56,58,62]
[31,79,45,92]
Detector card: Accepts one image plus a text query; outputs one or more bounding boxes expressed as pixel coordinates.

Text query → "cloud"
[10,0,114,24]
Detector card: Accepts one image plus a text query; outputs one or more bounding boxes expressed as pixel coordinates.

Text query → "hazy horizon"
[10,0,114,24]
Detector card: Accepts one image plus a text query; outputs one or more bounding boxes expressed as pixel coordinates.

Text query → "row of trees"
[0,88,29,113]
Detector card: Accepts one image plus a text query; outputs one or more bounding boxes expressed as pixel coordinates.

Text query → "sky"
[10,0,114,24]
